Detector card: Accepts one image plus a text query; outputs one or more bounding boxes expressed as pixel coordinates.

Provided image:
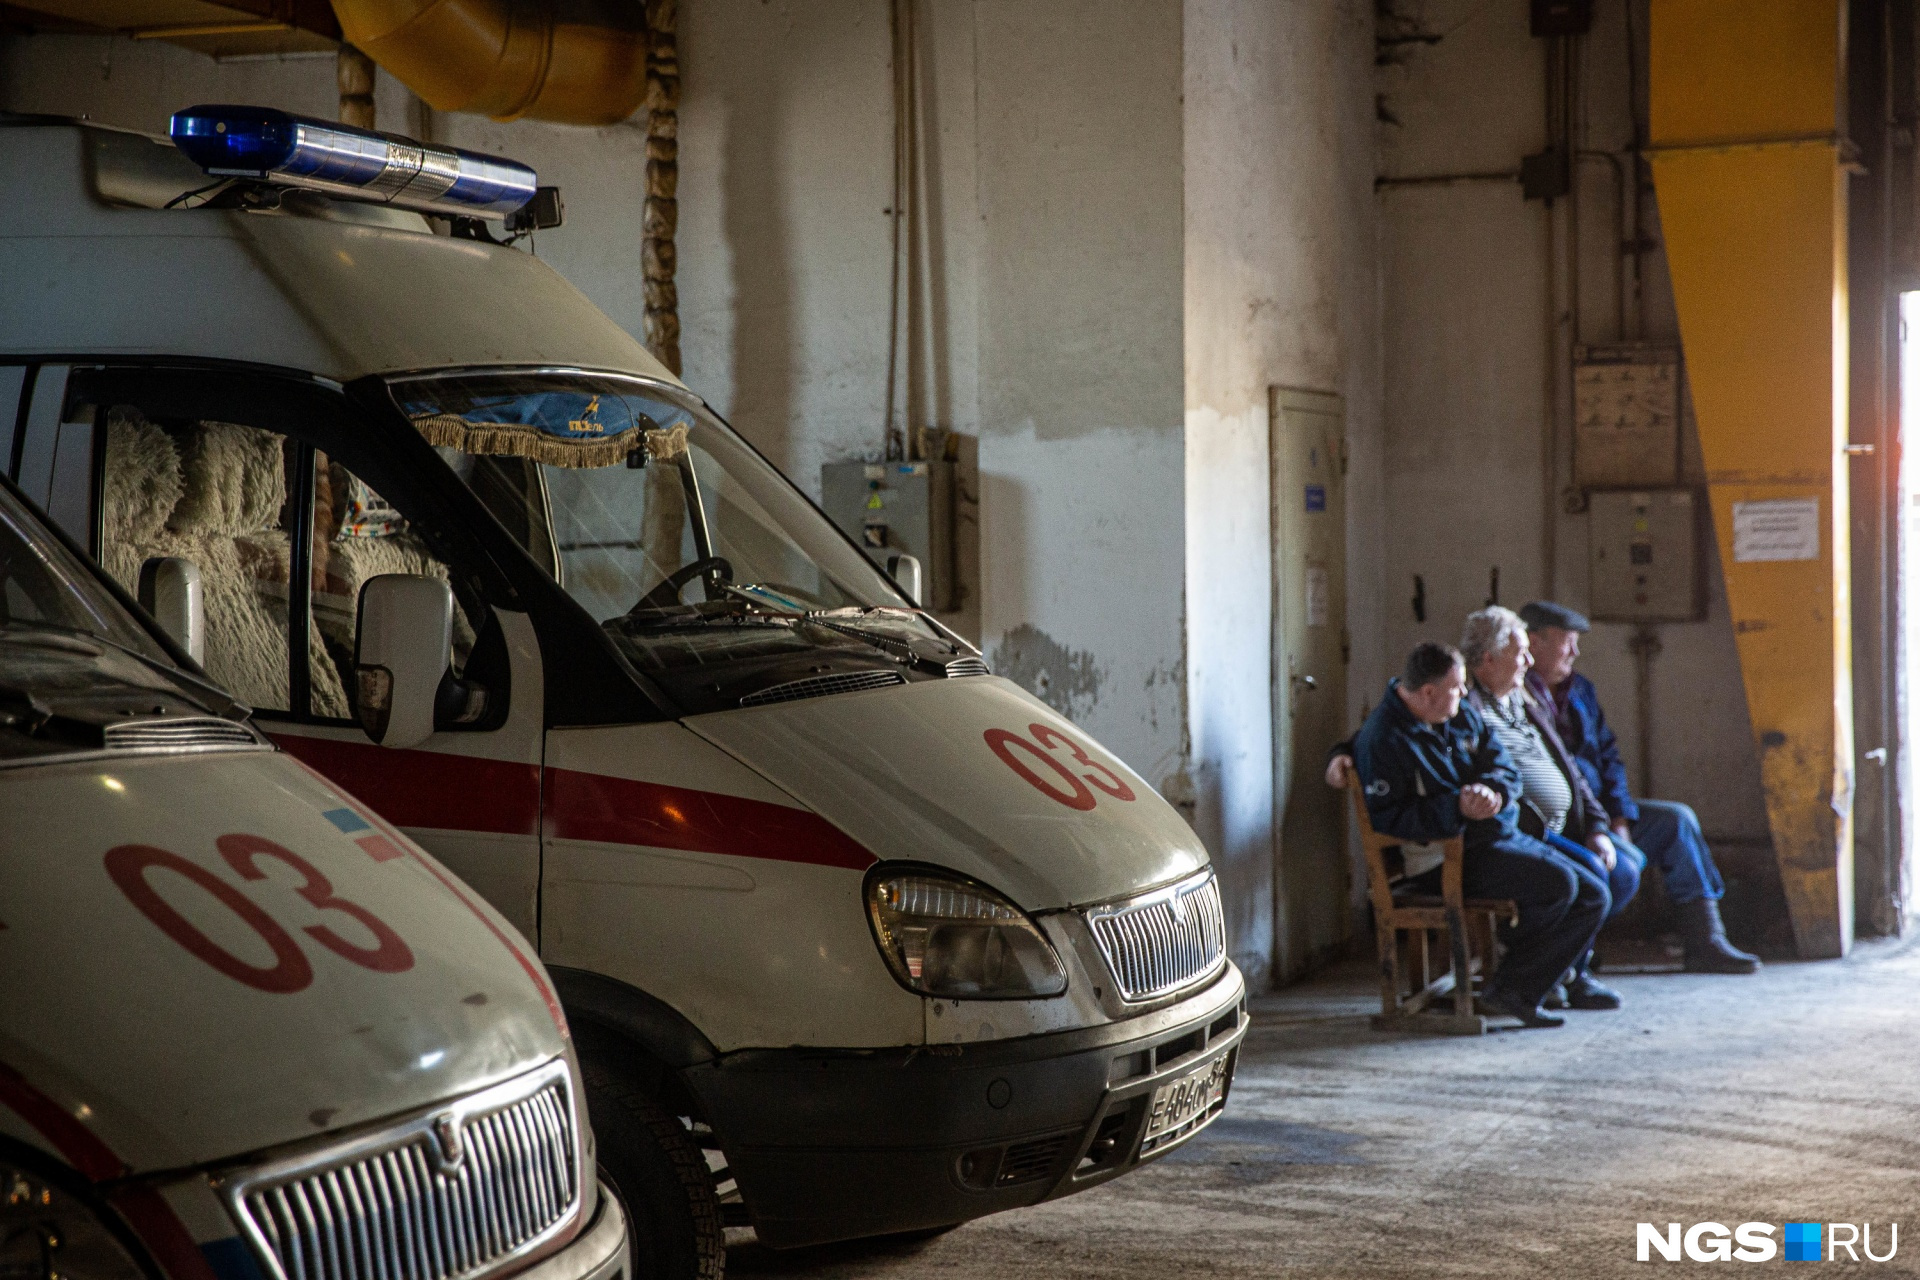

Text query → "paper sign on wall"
[1306,565,1329,627]
[1732,498,1820,563]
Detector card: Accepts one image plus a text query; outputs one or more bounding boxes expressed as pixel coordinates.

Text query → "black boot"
[1680,898,1761,974]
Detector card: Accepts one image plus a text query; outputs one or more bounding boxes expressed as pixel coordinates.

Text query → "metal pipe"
[642,0,679,375]
[337,44,376,129]
[1373,171,1520,189]
[1630,624,1663,794]
[881,0,909,456]
[1576,150,1628,340]
[332,0,646,124]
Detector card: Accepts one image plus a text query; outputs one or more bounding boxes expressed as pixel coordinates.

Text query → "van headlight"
[2,1164,146,1280]
[865,867,1068,999]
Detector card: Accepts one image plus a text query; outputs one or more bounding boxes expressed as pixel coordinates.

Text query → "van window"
[310,451,475,721]
[11,367,99,550]
[98,408,301,712]
[85,380,493,725]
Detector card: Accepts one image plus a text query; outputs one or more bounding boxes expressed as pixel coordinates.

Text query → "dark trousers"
[1464,832,1609,1007]
[1628,798,1725,904]
[1547,830,1644,925]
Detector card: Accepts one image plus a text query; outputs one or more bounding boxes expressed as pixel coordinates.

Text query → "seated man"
[1461,606,1637,1010]
[1518,600,1761,974]
[1349,640,1608,1028]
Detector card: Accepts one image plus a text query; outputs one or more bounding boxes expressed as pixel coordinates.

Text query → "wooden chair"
[1346,775,1518,1035]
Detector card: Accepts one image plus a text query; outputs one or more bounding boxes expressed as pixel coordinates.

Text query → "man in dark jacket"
[1518,600,1760,973]
[1351,641,1608,1027]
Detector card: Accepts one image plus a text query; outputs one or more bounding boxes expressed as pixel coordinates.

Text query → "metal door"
[1271,386,1349,982]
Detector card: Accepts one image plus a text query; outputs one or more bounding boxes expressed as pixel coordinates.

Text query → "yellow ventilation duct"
[330,0,646,124]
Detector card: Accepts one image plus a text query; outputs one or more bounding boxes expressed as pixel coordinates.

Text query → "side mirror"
[886,553,922,607]
[355,574,451,750]
[138,557,204,665]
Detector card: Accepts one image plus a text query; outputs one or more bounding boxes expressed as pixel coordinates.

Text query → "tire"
[581,1060,726,1280]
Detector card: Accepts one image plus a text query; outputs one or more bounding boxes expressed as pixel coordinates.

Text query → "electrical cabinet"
[821,459,957,611]
[1586,488,1703,622]
[1574,344,1681,489]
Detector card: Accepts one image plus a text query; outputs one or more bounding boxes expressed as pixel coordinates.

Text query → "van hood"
[684,676,1207,910]
[0,750,566,1177]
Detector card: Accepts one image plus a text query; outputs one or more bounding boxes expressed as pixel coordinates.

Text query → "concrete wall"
[1183,0,1382,987]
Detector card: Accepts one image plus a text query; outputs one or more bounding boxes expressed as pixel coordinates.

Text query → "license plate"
[1139,1051,1231,1155]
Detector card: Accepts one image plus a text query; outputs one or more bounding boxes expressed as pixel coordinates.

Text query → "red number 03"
[104,836,414,994]
[984,723,1137,810]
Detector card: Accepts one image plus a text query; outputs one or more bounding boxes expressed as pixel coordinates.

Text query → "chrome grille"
[943,657,990,678]
[1084,869,1227,1003]
[225,1062,580,1280]
[103,717,262,751]
[738,669,905,707]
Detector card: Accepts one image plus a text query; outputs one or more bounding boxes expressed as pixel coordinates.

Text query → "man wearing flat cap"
[1518,600,1760,974]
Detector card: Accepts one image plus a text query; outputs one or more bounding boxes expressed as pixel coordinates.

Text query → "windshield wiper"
[613,599,793,634]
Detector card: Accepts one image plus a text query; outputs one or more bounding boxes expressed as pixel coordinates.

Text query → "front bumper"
[683,965,1246,1249]
[508,1182,628,1280]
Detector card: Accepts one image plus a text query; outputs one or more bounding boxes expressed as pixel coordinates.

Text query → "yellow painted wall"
[1649,0,1853,956]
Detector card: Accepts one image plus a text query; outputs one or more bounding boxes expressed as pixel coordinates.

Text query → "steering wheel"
[632,556,733,612]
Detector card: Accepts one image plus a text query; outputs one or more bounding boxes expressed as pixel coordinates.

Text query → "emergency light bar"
[168,105,537,220]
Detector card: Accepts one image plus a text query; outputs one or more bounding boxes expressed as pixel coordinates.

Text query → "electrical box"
[1587,488,1703,622]
[1574,344,1682,489]
[821,459,957,611]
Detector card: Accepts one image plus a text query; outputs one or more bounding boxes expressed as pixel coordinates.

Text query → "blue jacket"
[1352,679,1524,849]
[1530,670,1638,823]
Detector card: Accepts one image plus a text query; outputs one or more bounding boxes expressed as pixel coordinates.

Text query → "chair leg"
[1445,908,1476,1027]
[1375,920,1401,1018]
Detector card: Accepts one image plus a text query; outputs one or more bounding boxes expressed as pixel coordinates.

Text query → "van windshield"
[387,371,941,674]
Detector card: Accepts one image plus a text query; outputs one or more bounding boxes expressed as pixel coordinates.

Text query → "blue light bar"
[169,104,536,220]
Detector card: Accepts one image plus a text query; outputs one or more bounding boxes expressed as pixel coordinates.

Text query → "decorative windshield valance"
[410,391,692,469]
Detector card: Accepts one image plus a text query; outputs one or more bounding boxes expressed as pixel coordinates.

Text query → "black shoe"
[1564,972,1623,1010]
[1479,986,1566,1028]
[1679,899,1762,974]
[1542,980,1569,1010]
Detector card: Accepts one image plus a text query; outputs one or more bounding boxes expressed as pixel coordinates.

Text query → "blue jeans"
[1627,798,1725,904]
[1546,830,1644,925]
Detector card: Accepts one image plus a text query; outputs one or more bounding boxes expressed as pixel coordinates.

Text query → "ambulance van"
[2,109,1246,1275]
[0,472,630,1280]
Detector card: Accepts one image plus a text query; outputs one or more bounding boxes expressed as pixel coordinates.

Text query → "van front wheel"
[582,1063,726,1280]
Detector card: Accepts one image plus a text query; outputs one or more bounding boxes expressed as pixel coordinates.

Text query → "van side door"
[52,366,547,941]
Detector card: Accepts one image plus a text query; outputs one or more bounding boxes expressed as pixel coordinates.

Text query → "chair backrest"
[1347,774,1406,921]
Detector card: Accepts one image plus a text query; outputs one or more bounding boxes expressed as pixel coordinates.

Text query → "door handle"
[1291,674,1317,691]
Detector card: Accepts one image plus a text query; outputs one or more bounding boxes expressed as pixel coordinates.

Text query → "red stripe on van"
[272,734,541,835]
[1,1063,227,1280]
[543,768,875,871]
[270,731,872,871]
[0,1062,125,1182]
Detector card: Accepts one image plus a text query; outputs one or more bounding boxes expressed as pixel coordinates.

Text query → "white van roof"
[0,119,681,387]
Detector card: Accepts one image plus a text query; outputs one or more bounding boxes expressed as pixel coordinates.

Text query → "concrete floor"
[730,938,1920,1277]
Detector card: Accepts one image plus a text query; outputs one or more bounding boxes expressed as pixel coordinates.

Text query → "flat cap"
[1519,600,1591,633]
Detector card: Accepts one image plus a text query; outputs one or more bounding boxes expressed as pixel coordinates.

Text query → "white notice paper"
[1732,498,1820,562]
[1306,565,1329,627]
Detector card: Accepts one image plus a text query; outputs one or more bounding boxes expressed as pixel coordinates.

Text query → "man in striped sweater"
[1461,606,1637,1011]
